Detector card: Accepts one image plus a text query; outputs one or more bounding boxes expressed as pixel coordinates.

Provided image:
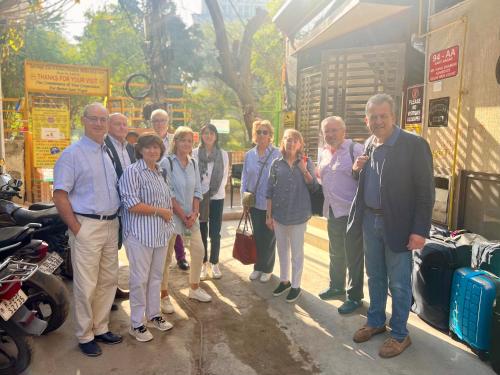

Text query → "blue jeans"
[363,210,412,340]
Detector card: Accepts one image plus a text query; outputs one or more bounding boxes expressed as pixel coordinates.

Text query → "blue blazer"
[347,129,435,253]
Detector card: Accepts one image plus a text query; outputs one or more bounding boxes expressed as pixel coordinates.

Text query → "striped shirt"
[118,159,175,247]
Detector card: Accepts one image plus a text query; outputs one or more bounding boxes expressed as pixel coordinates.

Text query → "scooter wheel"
[22,270,70,334]
[0,320,32,374]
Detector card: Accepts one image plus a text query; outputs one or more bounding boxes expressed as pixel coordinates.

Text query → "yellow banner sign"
[31,106,70,141]
[25,60,109,96]
[33,140,70,168]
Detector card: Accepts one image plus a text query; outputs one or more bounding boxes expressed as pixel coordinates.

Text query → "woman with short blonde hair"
[251,120,274,144]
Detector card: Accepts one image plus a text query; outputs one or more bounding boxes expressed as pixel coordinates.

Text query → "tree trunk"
[204,0,268,140]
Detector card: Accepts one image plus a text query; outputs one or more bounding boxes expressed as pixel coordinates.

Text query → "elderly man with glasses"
[54,102,123,357]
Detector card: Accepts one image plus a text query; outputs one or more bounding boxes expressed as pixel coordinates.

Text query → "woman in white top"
[192,123,229,280]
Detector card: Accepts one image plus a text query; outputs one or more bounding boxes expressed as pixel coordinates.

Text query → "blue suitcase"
[449,267,500,352]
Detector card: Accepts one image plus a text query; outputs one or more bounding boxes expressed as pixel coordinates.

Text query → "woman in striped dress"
[119,134,175,342]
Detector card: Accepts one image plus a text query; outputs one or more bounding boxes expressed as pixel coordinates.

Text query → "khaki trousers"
[162,229,204,290]
[68,215,119,343]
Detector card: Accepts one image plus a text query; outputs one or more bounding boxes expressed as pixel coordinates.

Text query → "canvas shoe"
[148,316,173,332]
[200,263,209,281]
[260,272,272,283]
[249,270,262,281]
[211,263,222,279]
[129,325,153,342]
[188,287,212,302]
[273,281,292,296]
[286,287,302,303]
[161,296,175,314]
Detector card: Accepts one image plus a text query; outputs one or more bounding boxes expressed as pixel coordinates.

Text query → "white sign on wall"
[210,119,230,134]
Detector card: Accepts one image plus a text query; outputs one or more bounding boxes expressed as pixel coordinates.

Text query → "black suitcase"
[412,238,471,331]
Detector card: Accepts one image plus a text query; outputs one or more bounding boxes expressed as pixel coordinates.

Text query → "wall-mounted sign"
[210,119,230,134]
[428,97,450,127]
[405,84,424,125]
[429,46,459,82]
[25,60,109,96]
[283,111,296,128]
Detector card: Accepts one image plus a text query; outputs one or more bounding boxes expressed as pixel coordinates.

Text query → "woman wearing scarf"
[192,123,229,280]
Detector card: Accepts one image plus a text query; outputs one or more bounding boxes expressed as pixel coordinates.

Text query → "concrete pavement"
[28,217,496,375]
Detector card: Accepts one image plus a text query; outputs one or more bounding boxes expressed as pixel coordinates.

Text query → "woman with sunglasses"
[266,129,318,303]
[241,120,281,282]
[192,123,229,280]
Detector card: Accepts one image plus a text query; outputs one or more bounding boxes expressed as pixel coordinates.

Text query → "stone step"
[305,220,329,252]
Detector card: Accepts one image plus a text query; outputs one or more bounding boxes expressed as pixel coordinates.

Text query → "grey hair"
[365,93,395,115]
[150,108,169,120]
[83,102,107,117]
[321,116,346,132]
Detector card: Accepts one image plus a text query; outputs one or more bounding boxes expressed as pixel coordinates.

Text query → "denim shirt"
[160,154,202,235]
[241,146,280,210]
[266,157,318,225]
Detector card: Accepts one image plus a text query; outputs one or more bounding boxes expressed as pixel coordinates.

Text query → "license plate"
[39,252,64,274]
[0,289,28,321]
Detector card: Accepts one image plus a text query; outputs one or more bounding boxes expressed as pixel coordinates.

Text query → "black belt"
[366,207,384,215]
[75,212,118,221]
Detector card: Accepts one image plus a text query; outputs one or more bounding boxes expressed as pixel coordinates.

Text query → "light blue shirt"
[160,154,202,235]
[54,136,120,215]
[241,146,280,210]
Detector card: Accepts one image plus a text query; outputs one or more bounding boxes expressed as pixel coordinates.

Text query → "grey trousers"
[250,207,276,273]
[328,214,364,301]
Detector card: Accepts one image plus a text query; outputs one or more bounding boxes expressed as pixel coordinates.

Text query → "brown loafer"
[379,336,411,358]
[353,324,387,343]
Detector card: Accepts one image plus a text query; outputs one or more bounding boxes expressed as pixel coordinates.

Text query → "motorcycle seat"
[0,226,31,250]
[29,202,55,210]
[12,207,60,226]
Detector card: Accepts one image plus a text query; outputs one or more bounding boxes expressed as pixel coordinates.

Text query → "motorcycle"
[0,225,69,335]
[0,199,72,279]
[0,228,51,374]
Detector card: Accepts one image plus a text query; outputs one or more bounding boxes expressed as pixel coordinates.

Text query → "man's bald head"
[108,113,129,143]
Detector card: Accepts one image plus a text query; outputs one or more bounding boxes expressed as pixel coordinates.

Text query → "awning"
[272,0,333,37]
[289,0,412,53]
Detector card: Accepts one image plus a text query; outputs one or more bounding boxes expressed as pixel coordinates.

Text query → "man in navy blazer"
[347,94,434,358]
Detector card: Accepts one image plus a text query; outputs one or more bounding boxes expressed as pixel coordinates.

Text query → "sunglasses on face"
[256,130,269,136]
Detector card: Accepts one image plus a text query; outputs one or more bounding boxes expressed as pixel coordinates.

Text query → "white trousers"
[125,235,169,328]
[68,216,119,344]
[273,220,307,289]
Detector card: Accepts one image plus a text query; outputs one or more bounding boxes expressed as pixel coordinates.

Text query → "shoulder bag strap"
[252,147,275,194]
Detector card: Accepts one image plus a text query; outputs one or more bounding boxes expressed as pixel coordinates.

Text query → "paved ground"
[28,216,496,375]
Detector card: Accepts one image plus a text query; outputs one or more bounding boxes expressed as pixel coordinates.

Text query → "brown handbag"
[232,211,257,265]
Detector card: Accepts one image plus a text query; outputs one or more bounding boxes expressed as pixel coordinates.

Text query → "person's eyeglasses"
[256,130,269,136]
[85,116,108,123]
[152,119,168,124]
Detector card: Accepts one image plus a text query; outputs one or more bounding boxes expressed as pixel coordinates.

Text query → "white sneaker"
[200,263,210,281]
[161,296,175,314]
[129,325,153,342]
[249,270,262,281]
[147,316,173,332]
[188,287,212,302]
[260,272,272,283]
[211,263,222,279]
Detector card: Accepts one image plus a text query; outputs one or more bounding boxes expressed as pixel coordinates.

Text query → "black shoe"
[273,281,292,296]
[115,288,130,299]
[177,259,190,271]
[111,303,119,311]
[338,299,362,315]
[318,287,345,301]
[286,288,302,303]
[79,340,102,357]
[95,331,123,345]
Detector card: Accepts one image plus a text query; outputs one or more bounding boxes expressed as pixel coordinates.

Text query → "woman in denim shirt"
[159,127,212,305]
[266,129,318,302]
[241,120,281,282]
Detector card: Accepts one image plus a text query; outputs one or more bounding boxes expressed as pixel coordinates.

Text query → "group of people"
[53,105,229,355]
[53,92,434,360]
[241,93,434,359]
